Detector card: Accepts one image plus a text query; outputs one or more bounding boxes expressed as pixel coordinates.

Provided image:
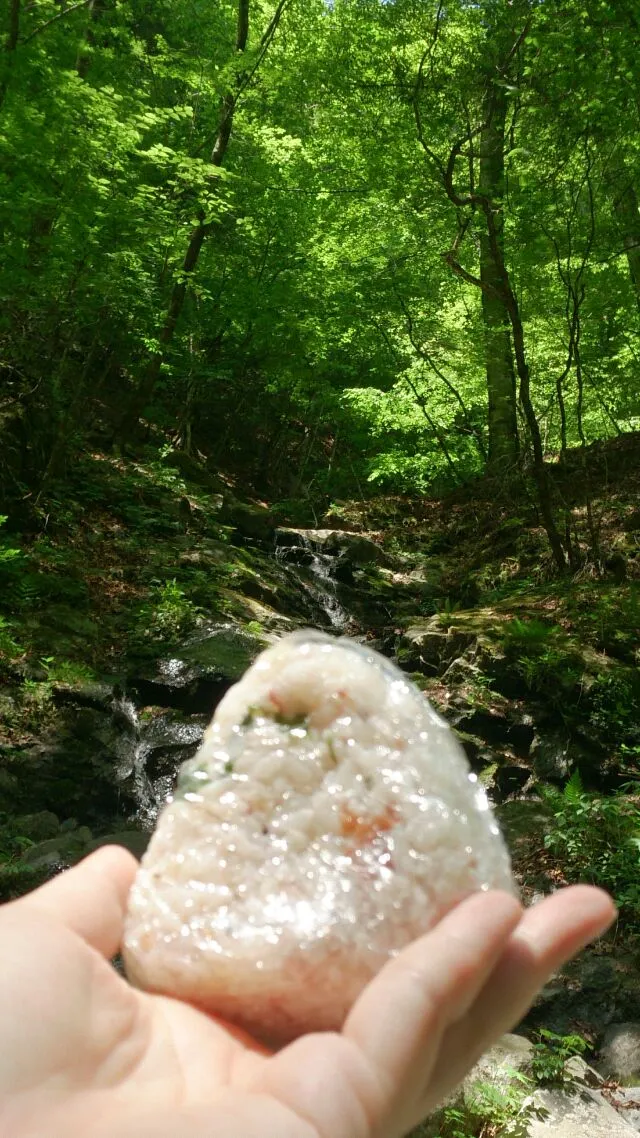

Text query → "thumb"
[15,844,138,958]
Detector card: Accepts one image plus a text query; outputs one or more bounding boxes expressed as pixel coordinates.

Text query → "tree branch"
[21,0,93,46]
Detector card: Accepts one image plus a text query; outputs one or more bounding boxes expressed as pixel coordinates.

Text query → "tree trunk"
[479,82,519,469]
[120,0,251,435]
[610,160,640,313]
[0,0,20,110]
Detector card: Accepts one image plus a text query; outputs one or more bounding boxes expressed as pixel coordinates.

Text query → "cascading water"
[275,531,350,631]
[111,692,206,828]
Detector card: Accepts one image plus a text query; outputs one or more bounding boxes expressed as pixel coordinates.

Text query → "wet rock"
[139,712,206,780]
[51,681,117,713]
[529,732,574,782]
[275,528,393,568]
[132,624,266,714]
[595,1024,640,1086]
[0,708,140,825]
[493,763,531,800]
[219,498,276,543]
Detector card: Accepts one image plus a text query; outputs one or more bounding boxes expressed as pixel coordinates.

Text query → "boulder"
[219,498,276,543]
[607,1088,640,1133]
[132,623,266,713]
[529,731,574,782]
[415,1034,638,1138]
[524,952,640,1040]
[529,1084,637,1138]
[275,528,393,568]
[595,1024,640,1086]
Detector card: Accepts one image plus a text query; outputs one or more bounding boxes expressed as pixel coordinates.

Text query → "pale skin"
[0,847,615,1138]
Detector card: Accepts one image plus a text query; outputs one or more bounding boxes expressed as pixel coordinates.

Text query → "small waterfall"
[111,692,205,827]
[275,531,350,631]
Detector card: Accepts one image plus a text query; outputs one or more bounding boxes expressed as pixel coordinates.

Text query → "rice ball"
[123,631,515,1044]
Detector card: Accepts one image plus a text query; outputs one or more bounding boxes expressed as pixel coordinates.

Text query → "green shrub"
[0,517,24,655]
[543,772,640,923]
[530,1029,588,1086]
[138,578,202,642]
[439,1070,536,1138]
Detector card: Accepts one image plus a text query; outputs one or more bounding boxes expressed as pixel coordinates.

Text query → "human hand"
[0,847,614,1138]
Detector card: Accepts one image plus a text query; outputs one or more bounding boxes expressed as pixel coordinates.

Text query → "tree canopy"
[1,0,638,547]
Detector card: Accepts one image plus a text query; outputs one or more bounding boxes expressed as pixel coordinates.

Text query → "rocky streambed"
[1,519,639,1123]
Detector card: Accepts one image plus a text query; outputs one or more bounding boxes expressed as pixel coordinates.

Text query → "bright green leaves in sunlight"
[0,0,639,512]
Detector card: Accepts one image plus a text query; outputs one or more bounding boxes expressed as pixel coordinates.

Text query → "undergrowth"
[542,772,640,926]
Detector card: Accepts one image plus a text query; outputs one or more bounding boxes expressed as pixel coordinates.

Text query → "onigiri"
[123,631,515,1044]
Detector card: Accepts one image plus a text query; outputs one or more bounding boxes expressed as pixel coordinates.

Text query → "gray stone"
[415,1033,638,1138]
[596,1024,640,1086]
[607,1088,640,1133]
[529,731,574,781]
[468,1032,535,1087]
[529,1084,637,1138]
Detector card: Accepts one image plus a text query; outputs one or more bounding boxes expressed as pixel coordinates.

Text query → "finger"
[67,1094,318,1138]
[18,845,138,958]
[344,891,523,1100]
[426,885,616,1101]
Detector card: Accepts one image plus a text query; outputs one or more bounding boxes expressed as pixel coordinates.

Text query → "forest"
[0,0,638,513]
[0,0,639,1134]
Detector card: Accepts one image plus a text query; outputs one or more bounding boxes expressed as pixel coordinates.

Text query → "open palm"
[0,847,614,1138]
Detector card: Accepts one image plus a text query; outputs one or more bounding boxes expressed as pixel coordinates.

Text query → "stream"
[6,529,362,862]
[274,529,351,632]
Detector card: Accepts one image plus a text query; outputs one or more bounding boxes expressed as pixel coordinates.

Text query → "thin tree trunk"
[610,159,640,313]
[121,0,288,437]
[479,81,519,470]
[0,0,20,110]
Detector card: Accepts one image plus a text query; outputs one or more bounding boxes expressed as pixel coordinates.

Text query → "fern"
[563,770,584,803]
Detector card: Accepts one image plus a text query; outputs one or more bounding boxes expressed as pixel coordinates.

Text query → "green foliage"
[504,618,559,647]
[587,671,639,738]
[530,1029,588,1087]
[0,0,638,515]
[0,812,35,865]
[244,620,265,637]
[0,517,23,658]
[140,578,201,641]
[543,774,640,922]
[436,598,463,625]
[0,615,22,660]
[38,657,96,686]
[0,517,21,567]
[439,1070,536,1138]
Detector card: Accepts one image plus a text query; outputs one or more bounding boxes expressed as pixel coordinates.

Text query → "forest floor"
[0,433,639,940]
